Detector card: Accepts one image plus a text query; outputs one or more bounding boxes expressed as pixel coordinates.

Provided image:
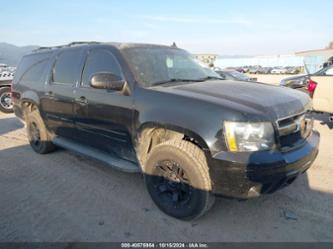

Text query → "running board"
[53,137,140,173]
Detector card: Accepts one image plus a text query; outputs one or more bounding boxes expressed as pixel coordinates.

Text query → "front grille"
[276,112,313,150]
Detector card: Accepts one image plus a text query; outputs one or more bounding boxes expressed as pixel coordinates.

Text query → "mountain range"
[0,43,39,66]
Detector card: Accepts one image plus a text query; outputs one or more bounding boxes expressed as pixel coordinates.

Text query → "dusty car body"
[12,42,319,220]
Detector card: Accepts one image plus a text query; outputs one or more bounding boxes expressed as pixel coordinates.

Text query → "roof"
[32,41,177,54]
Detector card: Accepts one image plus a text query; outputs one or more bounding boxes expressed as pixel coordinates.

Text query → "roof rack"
[32,41,100,53]
[32,46,62,52]
[67,41,100,47]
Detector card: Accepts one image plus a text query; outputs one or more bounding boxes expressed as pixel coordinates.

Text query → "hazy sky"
[1,0,333,55]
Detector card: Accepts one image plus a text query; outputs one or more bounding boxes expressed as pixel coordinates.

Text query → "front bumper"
[209,130,320,199]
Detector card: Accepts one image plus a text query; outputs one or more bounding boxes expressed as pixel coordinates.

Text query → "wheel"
[26,109,56,154]
[143,139,215,220]
[0,87,13,113]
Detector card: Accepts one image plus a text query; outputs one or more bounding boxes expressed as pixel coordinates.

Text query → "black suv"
[12,42,320,220]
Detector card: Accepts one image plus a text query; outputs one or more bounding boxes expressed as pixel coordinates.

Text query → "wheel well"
[136,127,207,167]
[21,101,38,119]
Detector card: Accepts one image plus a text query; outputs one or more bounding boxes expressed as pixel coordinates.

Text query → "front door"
[73,48,136,162]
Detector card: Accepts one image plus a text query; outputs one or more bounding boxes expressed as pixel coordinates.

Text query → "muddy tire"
[26,109,56,154]
[143,139,215,220]
[0,87,13,113]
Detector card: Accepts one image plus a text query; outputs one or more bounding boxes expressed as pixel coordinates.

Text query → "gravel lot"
[0,112,333,242]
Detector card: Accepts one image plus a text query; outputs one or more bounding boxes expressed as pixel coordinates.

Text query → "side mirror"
[90,72,125,91]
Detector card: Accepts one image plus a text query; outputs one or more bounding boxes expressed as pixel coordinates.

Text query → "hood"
[153,80,311,121]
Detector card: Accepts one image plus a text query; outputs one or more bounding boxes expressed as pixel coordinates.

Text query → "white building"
[214,54,304,69]
[206,42,333,73]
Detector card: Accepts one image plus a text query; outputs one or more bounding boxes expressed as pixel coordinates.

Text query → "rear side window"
[14,52,51,85]
[20,59,49,83]
[81,49,122,87]
[52,49,83,85]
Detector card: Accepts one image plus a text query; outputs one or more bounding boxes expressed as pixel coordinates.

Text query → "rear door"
[41,48,85,138]
[311,66,333,114]
[73,48,136,161]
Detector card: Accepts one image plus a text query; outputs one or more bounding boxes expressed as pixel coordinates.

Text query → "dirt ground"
[0,110,332,242]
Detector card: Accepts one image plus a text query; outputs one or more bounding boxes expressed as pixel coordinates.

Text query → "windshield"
[122,47,221,87]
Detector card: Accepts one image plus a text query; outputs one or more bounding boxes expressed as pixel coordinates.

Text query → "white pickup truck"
[310,66,333,119]
[280,65,333,120]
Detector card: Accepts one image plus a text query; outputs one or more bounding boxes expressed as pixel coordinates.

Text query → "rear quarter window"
[19,59,49,84]
[14,52,52,85]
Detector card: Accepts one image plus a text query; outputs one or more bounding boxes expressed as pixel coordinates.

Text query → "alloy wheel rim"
[0,92,12,110]
[153,160,192,207]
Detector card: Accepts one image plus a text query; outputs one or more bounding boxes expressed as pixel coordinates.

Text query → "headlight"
[224,121,275,152]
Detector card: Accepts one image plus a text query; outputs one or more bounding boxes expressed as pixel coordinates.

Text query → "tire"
[143,139,215,220]
[26,109,56,154]
[0,87,13,113]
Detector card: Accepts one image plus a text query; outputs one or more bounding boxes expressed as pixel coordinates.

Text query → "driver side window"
[81,49,123,87]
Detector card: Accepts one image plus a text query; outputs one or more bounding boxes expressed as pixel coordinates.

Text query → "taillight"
[307,79,317,98]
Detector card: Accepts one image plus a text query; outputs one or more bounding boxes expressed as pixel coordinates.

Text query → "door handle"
[45,91,54,97]
[75,96,88,105]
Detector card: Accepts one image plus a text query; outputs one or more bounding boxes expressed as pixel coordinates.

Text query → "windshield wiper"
[151,78,203,86]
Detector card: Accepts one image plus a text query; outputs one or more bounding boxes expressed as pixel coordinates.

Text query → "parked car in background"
[285,66,301,75]
[280,74,308,91]
[260,67,273,74]
[0,69,14,113]
[248,66,263,74]
[224,67,246,73]
[216,69,257,82]
[271,67,288,74]
[322,56,333,68]
[241,66,250,73]
[12,41,319,220]
[281,65,333,119]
